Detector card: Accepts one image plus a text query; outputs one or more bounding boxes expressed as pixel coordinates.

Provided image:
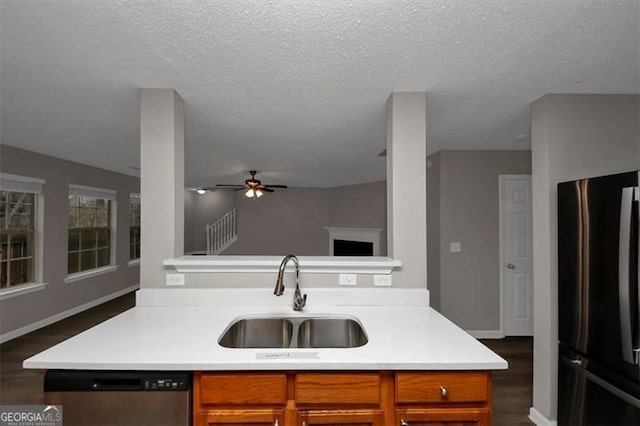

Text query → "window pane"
[80,250,96,272]
[95,207,109,227]
[0,203,5,231]
[80,229,97,250]
[97,229,110,248]
[78,197,95,208]
[10,192,32,203]
[68,252,79,274]
[9,258,32,285]
[11,233,32,258]
[0,261,6,287]
[68,229,80,252]
[78,207,95,227]
[97,248,110,267]
[0,234,7,260]
[68,206,78,228]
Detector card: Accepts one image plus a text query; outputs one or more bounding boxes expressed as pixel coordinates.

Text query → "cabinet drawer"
[200,373,287,405]
[395,372,489,404]
[395,408,490,425]
[295,373,381,404]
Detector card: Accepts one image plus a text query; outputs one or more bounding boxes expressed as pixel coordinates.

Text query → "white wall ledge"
[64,265,118,283]
[163,256,401,274]
[0,282,49,301]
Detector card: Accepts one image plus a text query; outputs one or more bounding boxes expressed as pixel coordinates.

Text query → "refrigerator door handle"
[619,187,640,365]
[561,353,640,409]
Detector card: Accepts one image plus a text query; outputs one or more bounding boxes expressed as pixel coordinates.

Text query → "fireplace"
[324,227,383,256]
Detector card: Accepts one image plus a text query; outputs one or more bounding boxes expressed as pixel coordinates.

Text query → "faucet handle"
[294,291,307,311]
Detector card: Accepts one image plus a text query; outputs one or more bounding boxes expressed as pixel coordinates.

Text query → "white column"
[386,92,427,289]
[140,89,185,288]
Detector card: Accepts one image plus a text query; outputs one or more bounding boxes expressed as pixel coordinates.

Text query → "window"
[0,174,45,288]
[129,193,140,260]
[67,185,116,275]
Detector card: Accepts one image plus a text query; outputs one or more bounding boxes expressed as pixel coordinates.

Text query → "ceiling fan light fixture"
[245,189,255,198]
[255,189,263,198]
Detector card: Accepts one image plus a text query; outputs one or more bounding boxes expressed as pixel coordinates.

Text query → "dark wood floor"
[481,337,535,425]
[1,294,533,424]
[0,292,136,404]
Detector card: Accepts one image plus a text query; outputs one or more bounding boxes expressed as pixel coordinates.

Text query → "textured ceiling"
[1,1,638,187]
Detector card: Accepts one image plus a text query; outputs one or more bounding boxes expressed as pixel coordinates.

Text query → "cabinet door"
[198,409,284,426]
[298,409,384,426]
[395,408,490,426]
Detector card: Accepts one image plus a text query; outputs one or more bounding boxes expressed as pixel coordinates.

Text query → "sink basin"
[218,318,293,348]
[297,318,368,348]
[218,316,367,349]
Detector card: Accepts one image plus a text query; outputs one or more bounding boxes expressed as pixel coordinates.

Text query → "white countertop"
[23,289,507,371]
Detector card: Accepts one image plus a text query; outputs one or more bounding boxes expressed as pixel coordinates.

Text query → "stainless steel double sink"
[218,316,368,349]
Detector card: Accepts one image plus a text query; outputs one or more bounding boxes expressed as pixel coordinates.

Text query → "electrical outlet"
[373,274,392,287]
[166,273,185,286]
[450,242,462,253]
[339,273,357,286]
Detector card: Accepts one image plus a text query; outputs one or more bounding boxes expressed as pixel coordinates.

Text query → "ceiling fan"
[198,170,288,198]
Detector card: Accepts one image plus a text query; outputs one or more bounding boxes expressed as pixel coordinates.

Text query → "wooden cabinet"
[198,409,284,425]
[194,371,491,426]
[395,408,490,425]
[194,373,286,426]
[298,409,384,425]
[395,373,491,426]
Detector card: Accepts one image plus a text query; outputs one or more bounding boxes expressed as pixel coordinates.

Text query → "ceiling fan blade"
[263,184,288,189]
[261,187,275,193]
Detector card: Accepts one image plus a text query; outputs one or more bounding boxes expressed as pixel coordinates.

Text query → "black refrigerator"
[558,170,639,425]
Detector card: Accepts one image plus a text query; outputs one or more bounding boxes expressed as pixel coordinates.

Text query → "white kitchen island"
[24,288,506,371]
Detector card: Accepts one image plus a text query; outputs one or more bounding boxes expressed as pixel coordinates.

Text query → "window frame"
[65,184,118,283]
[0,173,46,299]
[128,193,141,263]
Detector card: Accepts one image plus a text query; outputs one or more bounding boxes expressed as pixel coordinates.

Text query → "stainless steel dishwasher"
[44,370,191,426]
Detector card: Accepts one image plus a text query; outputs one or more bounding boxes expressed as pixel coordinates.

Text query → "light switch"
[450,242,462,253]
[166,273,185,286]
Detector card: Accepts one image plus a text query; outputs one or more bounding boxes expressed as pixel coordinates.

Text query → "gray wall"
[188,182,388,256]
[0,145,140,337]
[224,188,330,256]
[531,94,640,421]
[327,181,387,255]
[428,150,532,330]
[426,153,441,311]
[184,189,236,253]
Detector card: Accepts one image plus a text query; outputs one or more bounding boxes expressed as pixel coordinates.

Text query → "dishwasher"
[44,370,191,426]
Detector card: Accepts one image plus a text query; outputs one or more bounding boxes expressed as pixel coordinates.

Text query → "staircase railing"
[206,208,237,254]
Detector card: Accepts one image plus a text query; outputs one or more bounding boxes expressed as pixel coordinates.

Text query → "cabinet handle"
[401,420,409,426]
[440,385,449,399]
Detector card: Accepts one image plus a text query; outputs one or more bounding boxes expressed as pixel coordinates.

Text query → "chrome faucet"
[273,254,307,311]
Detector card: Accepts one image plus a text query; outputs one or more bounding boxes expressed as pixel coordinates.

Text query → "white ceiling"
[1,1,638,188]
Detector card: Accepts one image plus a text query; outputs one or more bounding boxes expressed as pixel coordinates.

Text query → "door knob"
[506,263,516,270]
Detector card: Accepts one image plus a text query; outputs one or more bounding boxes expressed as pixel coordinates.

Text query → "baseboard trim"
[0,284,139,344]
[465,330,505,339]
[528,407,557,426]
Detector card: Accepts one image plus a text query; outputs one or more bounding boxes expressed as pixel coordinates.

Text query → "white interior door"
[500,175,533,336]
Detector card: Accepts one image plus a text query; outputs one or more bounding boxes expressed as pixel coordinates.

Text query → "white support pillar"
[140,89,185,288]
[386,92,427,289]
